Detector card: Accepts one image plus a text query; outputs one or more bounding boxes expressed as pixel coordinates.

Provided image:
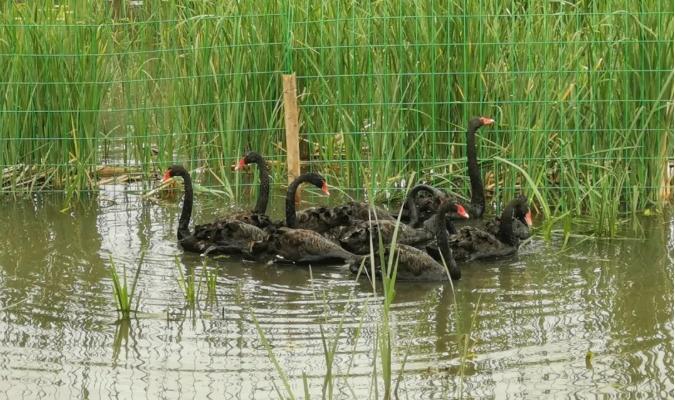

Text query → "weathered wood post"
[282,73,301,203]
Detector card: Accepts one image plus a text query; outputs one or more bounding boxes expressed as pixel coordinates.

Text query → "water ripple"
[0,192,671,399]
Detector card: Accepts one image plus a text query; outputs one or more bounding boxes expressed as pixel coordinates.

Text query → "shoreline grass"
[0,0,672,234]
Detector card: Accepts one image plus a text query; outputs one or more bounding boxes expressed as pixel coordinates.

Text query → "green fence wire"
[0,0,672,221]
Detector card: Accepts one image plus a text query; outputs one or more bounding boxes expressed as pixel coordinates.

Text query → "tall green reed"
[0,0,671,231]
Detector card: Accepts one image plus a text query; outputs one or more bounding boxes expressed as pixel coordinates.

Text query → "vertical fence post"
[283,73,301,203]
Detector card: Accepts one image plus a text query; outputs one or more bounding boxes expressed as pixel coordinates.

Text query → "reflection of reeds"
[250,181,449,398]
[0,0,670,227]
[112,318,132,363]
[175,256,197,308]
[457,295,482,399]
[202,262,218,306]
[250,306,295,399]
[249,233,424,398]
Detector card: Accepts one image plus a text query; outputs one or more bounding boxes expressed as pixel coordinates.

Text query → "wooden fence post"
[282,73,301,203]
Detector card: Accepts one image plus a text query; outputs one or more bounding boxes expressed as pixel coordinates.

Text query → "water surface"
[0,185,672,399]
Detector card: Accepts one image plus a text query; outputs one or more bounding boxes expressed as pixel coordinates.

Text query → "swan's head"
[513,194,532,227]
[454,204,470,219]
[235,151,263,171]
[303,172,330,196]
[437,198,470,220]
[469,116,495,131]
[163,165,188,182]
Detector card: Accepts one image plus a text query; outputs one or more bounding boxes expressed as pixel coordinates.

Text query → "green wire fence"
[0,1,672,227]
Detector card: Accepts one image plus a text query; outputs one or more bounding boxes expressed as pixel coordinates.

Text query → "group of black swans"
[163,117,533,281]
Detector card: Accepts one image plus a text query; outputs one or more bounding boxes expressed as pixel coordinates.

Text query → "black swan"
[194,151,275,233]
[338,218,434,255]
[334,201,395,222]
[322,186,435,243]
[279,175,355,233]
[400,116,493,225]
[338,184,469,254]
[235,151,270,216]
[230,151,276,229]
[397,187,442,225]
[353,198,462,281]
[464,117,531,240]
[465,116,494,218]
[292,205,352,233]
[405,184,462,228]
[163,165,268,256]
[322,184,435,243]
[405,117,531,241]
[272,172,363,266]
[399,117,492,222]
[398,117,495,228]
[442,195,532,262]
[484,194,532,240]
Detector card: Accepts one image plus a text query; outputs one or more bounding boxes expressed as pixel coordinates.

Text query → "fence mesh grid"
[0,1,672,215]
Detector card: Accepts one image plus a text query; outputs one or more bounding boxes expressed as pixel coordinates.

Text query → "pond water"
[0,184,672,399]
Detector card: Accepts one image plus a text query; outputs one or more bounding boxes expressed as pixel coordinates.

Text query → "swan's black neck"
[285,173,315,228]
[466,123,485,218]
[406,184,445,227]
[434,201,461,280]
[175,170,193,241]
[497,201,518,246]
[252,156,270,215]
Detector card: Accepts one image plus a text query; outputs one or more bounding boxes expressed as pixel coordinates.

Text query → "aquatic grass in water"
[109,254,143,320]
[457,295,483,398]
[251,220,456,397]
[202,265,218,306]
[175,256,197,307]
[248,300,296,399]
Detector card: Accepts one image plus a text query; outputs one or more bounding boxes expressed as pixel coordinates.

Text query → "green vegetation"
[202,264,218,306]
[175,256,197,307]
[0,0,672,233]
[250,192,459,399]
[110,254,143,320]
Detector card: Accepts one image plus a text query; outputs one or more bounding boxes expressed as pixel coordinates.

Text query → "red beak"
[456,205,470,219]
[525,211,533,227]
[162,170,172,182]
[321,181,330,196]
[480,117,495,125]
[234,159,246,171]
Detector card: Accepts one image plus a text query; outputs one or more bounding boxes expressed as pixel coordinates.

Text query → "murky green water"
[0,185,672,399]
